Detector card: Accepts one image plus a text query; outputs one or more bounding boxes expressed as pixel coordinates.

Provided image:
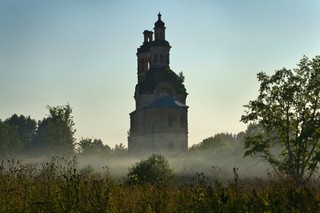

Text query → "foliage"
[178,71,185,84]
[79,164,94,175]
[189,132,244,152]
[113,143,127,155]
[34,104,76,155]
[0,104,132,158]
[4,114,37,152]
[127,154,174,186]
[0,122,21,158]
[241,55,320,185]
[77,138,111,156]
[1,157,320,212]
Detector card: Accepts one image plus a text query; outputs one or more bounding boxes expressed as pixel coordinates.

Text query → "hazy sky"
[1,0,319,148]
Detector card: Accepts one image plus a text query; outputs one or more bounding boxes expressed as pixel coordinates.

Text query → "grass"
[1,156,320,212]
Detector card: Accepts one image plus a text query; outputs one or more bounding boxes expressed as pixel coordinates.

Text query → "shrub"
[127,154,174,186]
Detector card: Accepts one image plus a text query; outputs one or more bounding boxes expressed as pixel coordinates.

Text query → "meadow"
[1,155,320,212]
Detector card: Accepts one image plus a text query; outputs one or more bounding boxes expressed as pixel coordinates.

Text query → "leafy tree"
[189,133,242,152]
[34,104,76,155]
[113,143,127,155]
[127,154,174,185]
[4,114,37,152]
[77,138,111,155]
[241,55,320,185]
[0,121,21,158]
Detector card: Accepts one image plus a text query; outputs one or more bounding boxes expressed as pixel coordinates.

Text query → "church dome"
[154,13,165,28]
[137,67,186,95]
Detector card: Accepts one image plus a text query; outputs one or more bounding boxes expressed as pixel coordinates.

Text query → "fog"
[74,149,271,184]
[3,145,272,184]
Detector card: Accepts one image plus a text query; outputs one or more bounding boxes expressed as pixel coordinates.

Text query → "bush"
[79,164,94,176]
[127,154,174,186]
[1,156,320,212]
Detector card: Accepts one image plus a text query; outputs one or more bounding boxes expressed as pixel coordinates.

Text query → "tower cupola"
[154,13,165,40]
[129,13,189,154]
[150,13,171,68]
[136,30,153,82]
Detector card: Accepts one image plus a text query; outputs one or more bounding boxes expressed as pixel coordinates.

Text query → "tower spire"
[158,12,161,20]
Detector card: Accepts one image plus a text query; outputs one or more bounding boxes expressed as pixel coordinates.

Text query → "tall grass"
[0,156,319,212]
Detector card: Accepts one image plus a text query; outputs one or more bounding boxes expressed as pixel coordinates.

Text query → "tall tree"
[34,104,76,155]
[241,55,320,185]
[5,114,37,152]
[0,121,21,158]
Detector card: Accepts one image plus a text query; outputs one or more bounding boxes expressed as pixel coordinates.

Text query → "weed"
[0,157,320,212]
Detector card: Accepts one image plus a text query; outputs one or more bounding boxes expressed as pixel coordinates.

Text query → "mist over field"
[10,140,270,183]
[73,144,271,183]
[0,104,270,183]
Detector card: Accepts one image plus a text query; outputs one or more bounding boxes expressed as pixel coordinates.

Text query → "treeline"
[0,103,275,161]
[189,132,245,153]
[0,104,126,159]
[0,104,255,159]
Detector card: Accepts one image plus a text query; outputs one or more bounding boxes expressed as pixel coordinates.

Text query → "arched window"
[154,54,158,64]
[168,116,173,127]
[160,54,164,64]
[130,117,135,131]
[169,141,174,149]
[180,116,184,127]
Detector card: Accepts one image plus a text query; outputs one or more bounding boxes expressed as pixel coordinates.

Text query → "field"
[1,156,320,212]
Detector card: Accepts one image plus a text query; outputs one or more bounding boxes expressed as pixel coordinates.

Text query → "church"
[128,13,188,153]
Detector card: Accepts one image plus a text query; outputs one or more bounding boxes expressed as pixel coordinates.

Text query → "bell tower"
[154,13,165,40]
[150,13,171,68]
[129,13,188,154]
[136,30,153,83]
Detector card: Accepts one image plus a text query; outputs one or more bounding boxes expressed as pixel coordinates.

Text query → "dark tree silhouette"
[34,104,76,155]
[0,121,21,158]
[127,154,174,185]
[77,138,111,155]
[5,114,37,152]
[241,55,320,185]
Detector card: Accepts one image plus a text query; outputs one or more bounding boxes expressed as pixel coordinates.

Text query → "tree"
[190,133,232,152]
[127,154,174,185]
[77,138,111,155]
[34,104,76,155]
[113,143,127,155]
[0,121,21,158]
[189,132,244,152]
[5,114,37,152]
[241,55,320,185]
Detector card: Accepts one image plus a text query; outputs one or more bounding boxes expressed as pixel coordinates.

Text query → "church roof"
[146,96,188,109]
[129,96,187,115]
[137,42,151,54]
[137,67,186,95]
[151,39,170,47]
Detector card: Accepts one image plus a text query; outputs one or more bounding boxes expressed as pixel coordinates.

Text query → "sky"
[0,0,319,148]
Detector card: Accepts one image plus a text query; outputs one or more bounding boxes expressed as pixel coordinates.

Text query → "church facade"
[128,13,188,153]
